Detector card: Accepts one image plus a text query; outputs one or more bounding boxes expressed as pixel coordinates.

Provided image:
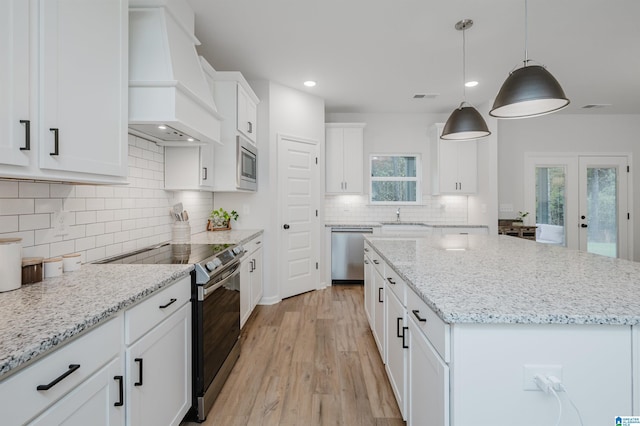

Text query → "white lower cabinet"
[385,287,407,419]
[240,235,264,328]
[363,250,373,327]
[30,357,125,426]
[372,267,386,361]
[408,317,449,426]
[126,302,191,426]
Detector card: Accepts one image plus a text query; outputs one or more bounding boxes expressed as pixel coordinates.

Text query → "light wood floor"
[189,284,404,426]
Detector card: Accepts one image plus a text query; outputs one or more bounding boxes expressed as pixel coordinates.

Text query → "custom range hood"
[128,0,221,146]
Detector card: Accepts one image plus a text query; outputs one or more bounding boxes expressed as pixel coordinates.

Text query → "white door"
[578,156,629,259]
[278,134,320,299]
[524,154,631,259]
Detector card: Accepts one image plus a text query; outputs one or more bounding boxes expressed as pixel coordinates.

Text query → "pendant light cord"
[524,0,529,66]
[462,26,467,102]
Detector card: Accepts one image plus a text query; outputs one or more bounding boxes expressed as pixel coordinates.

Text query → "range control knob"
[205,261,217,272]
[233,245,244,255]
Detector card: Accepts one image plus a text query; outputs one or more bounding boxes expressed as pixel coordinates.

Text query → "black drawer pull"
[114,375,124,406]
[20,120,30,150]
[373,260,379,264]
[402,326,409,349]
[159,298,177,309]
[37,364,80,391]
[412,309,427,322]
[49,128,59,156]
[387,277,396,285]
[248,121,253,134]
[378,287,383,303]
[134,358,143,386]
[396,317,403,338]
[364,248,369,252]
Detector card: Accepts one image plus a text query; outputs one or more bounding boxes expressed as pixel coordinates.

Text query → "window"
[370,154,421,204]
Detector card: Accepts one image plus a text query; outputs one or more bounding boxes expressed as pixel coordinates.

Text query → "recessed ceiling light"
[158,125,167,130]
[304,80,317,87]
[465,81,479,87]
[187,138,194,142]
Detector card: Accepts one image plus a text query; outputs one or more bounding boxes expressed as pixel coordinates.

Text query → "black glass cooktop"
[96,243,233,265]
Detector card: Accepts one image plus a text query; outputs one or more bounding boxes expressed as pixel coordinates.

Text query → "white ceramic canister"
[172,221,191,244]
[0,238,22,292]
[62,253,82,272]
[44,257,63,278]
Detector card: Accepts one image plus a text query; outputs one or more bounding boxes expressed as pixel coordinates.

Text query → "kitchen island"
[365,234,639,425]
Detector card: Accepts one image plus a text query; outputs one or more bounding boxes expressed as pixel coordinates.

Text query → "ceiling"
[187,0,640,115]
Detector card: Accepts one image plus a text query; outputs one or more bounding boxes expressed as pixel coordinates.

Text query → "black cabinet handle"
[19,120,30,150]
[396,317,403,338]
[373,260,379,265]
[37,364,80,391]
[364,248,369,252]
[412,309,427,322]
[580,224,588,228]
[378,287,383,303]
[49,128,59,156]
[134,358,143,386]
[114,375,124,407]
[159,298,177,309]
[202,167,208,180]
[364,260,369,264]
[387,277,396,285]
[402,326,409,349]
[248,121,253,134]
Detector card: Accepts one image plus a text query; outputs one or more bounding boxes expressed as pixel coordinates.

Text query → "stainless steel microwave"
[236,136,257,191]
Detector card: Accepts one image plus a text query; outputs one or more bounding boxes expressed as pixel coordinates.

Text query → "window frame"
[369,153,422,205]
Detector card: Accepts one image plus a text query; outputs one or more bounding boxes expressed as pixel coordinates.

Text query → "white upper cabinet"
[0,0,31,168]
[325,123,365,194]
[0,0,128,184]
[213,72,259,146]
[430,123,477,195]
[164,145,214,190]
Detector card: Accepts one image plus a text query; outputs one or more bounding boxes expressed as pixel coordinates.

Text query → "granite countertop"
[365,234,640,325]
[325,221,488,229]
[0,229,263,380]
[0,264,192,379]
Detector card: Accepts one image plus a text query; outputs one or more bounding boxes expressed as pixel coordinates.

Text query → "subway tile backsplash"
[0,135,213,263]
[324,194,468,224]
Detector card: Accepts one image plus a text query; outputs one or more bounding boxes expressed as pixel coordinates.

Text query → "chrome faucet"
[396,208,401,222]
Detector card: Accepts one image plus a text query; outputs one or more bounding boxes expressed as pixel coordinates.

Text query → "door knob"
[580,224,588,228]
[283,224,290,229]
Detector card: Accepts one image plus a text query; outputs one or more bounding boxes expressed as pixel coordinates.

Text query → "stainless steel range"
[96,241,245,422]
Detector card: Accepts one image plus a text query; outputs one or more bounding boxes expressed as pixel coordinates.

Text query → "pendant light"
[490,0,569,118]
[441,19,491,140]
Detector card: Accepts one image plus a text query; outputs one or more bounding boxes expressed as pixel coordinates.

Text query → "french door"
[524,154,631,259]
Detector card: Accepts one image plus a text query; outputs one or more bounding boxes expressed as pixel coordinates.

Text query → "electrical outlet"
[499,203,514,213]
[52,210,69,237]
[523,364,563,391]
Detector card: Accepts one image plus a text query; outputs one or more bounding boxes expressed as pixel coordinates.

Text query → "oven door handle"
[203,263,241,299]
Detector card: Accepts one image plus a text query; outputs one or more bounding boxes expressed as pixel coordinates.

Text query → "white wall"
[325,112,498,232]
[214,81,325,303]
[0,135,213,263]
[498,113,640,260]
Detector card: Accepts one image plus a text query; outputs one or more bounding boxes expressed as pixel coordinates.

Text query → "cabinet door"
[342,127,363,193]
[237,84,257,144]
[38,0,127,177]
[127,303,191,426]
[408,320,449,426]
[250,247,263,309]
[29,358,125,426]
[385,288,407,419]
[364,255,373,327]
[456,140,477,193]
[0,0,31,167]
[325,127,344,193]
[240,257,252,328]
[373,268,386,361]
[200,143,214,188]
[438,140,460,193]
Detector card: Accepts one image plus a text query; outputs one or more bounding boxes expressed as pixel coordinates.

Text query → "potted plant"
[512,211,529,226]
[207,208,239,231]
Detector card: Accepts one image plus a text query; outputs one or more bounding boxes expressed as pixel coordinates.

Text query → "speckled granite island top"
[0,263,193,379]
[366,234,640,325]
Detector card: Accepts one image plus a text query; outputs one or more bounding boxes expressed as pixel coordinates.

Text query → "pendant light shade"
[490,0,569,118]
[441,19,491,141]
[441,102,491,140]
[489,65,569,118]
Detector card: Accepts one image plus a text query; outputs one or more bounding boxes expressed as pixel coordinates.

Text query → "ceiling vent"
[413,93,439,99]
[128,0,222,146]
[581,104,612,109]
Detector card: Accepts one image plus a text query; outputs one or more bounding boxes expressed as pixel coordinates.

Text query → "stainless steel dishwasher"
[331,227,373,283]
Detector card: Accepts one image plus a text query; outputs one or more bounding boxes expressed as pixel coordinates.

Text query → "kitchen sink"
[380,222,433,234]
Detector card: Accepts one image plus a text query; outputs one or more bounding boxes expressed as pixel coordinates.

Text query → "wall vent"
[581,104,612,109]
[413,93,439,99]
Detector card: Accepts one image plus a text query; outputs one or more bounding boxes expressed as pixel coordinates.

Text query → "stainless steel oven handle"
[203,263,241,299]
